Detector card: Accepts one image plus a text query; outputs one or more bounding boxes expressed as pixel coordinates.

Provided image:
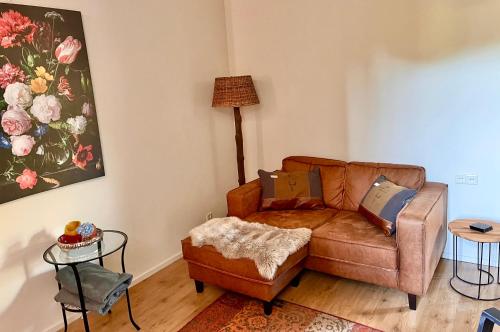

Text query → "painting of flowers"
[0,3,104,204]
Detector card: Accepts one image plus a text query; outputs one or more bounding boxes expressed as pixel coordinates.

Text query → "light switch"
[466,174,478,185]
[455,175,466,184]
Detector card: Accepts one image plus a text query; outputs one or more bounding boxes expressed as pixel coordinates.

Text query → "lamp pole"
[233,106,245,186]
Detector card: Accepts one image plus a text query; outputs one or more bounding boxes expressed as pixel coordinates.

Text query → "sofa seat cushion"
[245,208,338,230]
[309,210,398,270]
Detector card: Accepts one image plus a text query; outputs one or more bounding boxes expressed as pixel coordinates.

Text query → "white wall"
[0,1,234,331]
[227,0,500,264]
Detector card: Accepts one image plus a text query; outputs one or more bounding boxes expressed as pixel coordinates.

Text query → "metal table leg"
[450,238,500,301]
[121,242,140,330]
[97,240,104,267]
[54,264,68,332]
[96,241,111,315]
[453,235,457,277]
[479,242,483,298]
[70,264,90,332]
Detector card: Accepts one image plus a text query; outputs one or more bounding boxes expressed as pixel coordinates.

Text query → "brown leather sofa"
[183,156,448,313]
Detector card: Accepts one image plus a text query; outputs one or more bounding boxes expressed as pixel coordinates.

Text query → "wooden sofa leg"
[194,280,204,293]
[408,294,417,310]
[263,301,273,316]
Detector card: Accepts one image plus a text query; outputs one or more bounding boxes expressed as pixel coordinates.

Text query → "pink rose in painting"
[0,10,38,48]
[16,168,37,190]
[1,105,32,135]
[0,63,26,89]
[11,134,35,156]
[55,36,82,64]
[72,144,93,169]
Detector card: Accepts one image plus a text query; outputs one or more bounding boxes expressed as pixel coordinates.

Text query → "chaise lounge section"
[183,156,448,313]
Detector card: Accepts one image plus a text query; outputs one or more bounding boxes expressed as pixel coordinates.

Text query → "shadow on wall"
[0,230,58,331]
[338,0,500,158]
[337,0,500,63]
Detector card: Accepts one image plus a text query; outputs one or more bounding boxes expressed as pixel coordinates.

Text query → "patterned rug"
[179,293,382,332]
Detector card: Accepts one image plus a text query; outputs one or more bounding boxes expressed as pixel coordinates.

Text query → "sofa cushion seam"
[308,255,398,272]
[311,235,397,251]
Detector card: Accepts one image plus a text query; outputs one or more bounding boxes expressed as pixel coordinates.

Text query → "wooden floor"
[65,258,500,332]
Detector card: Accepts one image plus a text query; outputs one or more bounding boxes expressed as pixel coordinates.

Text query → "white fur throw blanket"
[189,217,311,280]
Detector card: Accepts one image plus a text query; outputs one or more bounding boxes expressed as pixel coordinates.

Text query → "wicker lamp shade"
[212,75,259,107]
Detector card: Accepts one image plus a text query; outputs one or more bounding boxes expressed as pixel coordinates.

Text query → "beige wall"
[0,1,234,331]
[224,0,349,179]
[227,0,500,264]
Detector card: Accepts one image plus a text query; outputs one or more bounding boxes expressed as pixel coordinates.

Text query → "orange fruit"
[64,221,81,236]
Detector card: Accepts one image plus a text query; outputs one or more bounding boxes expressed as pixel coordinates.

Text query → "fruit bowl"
[57,228,103,251]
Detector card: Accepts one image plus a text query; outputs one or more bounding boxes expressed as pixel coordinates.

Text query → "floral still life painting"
[0,3,104,204]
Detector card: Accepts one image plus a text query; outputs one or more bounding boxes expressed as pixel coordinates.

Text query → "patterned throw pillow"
[359,175,417,236]
[258,168,325,211]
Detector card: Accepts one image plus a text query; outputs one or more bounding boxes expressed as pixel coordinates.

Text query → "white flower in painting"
[4,82,33,109]
[11,135,35,156]
[30,95,62,124]
[44,11,64,22]
[81,102,94,117]
[36,145,45,155]
[66,115,87,135]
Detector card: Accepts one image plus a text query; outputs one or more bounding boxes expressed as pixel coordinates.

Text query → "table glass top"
[43,230,127,265]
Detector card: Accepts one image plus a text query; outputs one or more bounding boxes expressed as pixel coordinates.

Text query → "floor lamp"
[212,75,259,186]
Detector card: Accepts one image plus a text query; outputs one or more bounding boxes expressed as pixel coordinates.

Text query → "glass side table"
[43,230,140,332]
[448,220,500,301]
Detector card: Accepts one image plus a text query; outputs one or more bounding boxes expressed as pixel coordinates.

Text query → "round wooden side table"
[448,219,500,301]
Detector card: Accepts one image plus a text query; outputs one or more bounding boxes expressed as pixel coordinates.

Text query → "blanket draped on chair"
[189,217,311,280]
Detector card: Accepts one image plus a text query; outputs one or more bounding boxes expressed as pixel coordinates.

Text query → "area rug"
[179,293,382,332]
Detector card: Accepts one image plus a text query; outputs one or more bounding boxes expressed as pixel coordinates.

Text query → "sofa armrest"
[397,182,448,296]
[227,179,262,219]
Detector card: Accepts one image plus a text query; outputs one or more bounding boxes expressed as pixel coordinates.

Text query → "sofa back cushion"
[343,162,425,211]
[282,156,347,209]
[282,156,426,212]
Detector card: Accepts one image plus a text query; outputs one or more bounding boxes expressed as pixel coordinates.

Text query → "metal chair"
[478,308,500,332]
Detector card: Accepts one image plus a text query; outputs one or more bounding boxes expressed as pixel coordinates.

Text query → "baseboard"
[442,250,498,267]
[42,251,182,332]
[43,311,80,332]
[131,251,182,286]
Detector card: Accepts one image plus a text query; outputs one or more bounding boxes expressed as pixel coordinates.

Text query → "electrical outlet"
[455,174,478,185]
[465,174,478,185]
[455,175,466,184]
[205,212,213,221]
